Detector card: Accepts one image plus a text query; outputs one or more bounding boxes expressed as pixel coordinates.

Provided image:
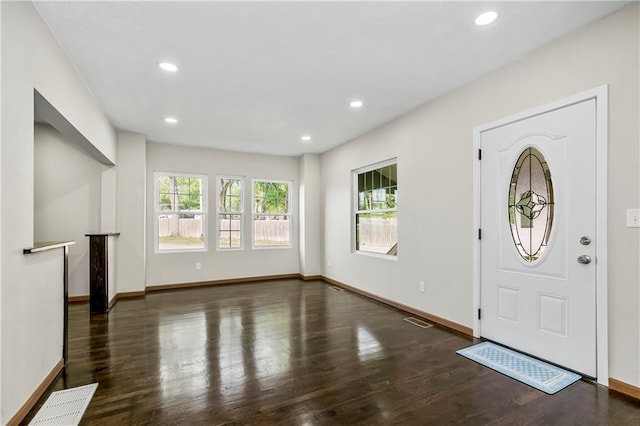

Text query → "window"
[155,172,207,252]
[217,176,243,249]
[508,147,554,262]
[354,159,397,256]
[252,179,291,248]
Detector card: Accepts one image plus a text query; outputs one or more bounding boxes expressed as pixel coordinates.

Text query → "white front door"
[480,99,597,377]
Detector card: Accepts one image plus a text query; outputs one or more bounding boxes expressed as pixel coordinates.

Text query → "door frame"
[472,85,609,385]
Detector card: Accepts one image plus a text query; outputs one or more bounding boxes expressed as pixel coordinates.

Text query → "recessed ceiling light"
[164,117,178,124]
[301,135,312,142]
[350,100,364,108]
[475,11,498,26]
[158,62,178,72]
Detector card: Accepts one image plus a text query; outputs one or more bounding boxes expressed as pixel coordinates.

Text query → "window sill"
[252,245,293,250]
[354,250,398,261]
[155,248,208,254]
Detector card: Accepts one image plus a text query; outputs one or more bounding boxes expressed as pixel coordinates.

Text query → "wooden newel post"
[86,233,120,315]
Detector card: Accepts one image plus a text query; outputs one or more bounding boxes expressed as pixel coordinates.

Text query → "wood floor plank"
[22,279,640,425]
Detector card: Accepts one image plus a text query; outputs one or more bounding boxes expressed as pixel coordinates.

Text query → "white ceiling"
[34,1,629,157]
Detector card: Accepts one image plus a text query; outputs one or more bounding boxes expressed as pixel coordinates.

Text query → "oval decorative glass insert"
[508,147,554,262]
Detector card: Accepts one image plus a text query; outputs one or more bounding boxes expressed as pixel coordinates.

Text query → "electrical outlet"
[419,281,425,293]
[195,262,201,270]
[327,259,331,267]
[627,209,640,228]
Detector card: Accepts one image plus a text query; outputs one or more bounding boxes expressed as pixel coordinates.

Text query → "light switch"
[627,209,640,228]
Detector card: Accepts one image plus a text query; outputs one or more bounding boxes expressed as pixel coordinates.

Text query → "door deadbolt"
[580,236,592,246]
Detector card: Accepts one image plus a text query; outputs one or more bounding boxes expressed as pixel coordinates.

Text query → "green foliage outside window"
[158,175,203,212]
[252,180,291,247]
[219,178,242,213]
[253,181,289,214]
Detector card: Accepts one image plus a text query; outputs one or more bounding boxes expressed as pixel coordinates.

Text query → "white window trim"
[216,175,244,251]
[154,171,208,254]
[251,178,293,250]
[352,158,398,258]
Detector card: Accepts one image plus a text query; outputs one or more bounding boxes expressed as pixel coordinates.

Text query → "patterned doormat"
[29,383,98,425]
[457,341,581,394]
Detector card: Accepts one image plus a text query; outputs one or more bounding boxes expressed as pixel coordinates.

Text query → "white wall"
[0,2,117,422]
[0,1,4,414]
[146,142,299,286]
[34,124,104,296]
[101,167,117,232]
[299,153,323,276]
[321,4,639,387]
[116,131,147,294]
[101,166,118,304]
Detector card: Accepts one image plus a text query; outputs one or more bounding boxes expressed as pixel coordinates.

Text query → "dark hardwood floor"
[24,279,639,425]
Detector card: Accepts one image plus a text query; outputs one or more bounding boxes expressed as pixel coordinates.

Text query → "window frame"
[352,158,398,259]
[251,178,293,250]
[216,175,245,251]
[154,171,208,254]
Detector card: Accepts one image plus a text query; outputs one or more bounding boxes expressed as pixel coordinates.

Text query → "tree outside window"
[252,180,291,248]
[217,176,243,249]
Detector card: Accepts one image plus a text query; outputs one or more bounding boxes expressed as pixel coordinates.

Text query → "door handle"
[577,255,592,264]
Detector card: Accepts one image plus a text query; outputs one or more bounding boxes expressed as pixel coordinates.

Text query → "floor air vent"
[329,286,345,292]
[404,317,433,328]
[29,383,98,425]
